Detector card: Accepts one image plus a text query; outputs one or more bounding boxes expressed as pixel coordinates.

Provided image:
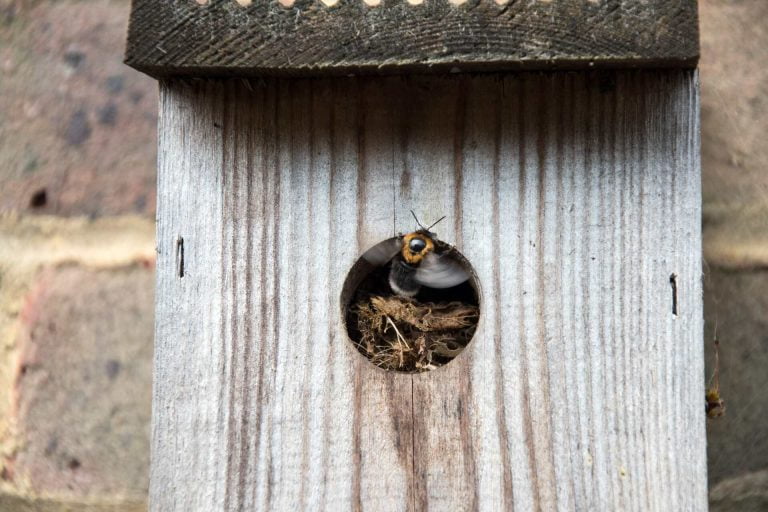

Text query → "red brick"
[8,264,153,500]
[0,0,157,217]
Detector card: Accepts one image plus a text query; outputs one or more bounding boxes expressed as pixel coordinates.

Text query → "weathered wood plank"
[152,70,705,511]
[126,0,699,79]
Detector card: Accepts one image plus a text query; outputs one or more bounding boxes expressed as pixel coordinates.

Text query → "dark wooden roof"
[125,0,699,78]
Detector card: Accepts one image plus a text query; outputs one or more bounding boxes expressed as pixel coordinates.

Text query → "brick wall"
[0,0,765,510]
[700,2,768,510]
[0,0,156,509]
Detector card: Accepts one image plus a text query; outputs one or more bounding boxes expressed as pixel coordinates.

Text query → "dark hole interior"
[342,238,480,373]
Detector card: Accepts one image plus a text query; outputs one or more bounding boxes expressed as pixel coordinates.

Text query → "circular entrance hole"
[341,237,480,373]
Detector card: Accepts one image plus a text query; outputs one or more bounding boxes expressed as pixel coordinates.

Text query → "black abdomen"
[388,259,420,297]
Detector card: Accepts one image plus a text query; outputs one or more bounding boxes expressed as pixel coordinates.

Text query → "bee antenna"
[426,215,447,232]
[410,210,428,231]
[410,211,447,234]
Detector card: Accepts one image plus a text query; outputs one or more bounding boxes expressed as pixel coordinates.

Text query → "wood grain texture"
[152,70,705,511]
[125,0,699,79]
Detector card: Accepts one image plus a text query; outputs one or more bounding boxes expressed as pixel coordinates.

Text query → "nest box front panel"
[153,72,704,510]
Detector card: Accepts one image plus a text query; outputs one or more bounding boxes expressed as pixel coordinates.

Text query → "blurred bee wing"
[361,238,401,266]
[414,252,470,288]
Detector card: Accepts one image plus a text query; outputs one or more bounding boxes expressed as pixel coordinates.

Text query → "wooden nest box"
[126,1,704,510]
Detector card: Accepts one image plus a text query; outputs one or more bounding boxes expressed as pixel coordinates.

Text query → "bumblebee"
[705,389,725,419]
[706,338,725,419]
[362,213,470,297]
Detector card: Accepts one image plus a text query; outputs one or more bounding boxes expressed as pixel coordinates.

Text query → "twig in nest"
[384,315,409,368]
[352,295,478,372]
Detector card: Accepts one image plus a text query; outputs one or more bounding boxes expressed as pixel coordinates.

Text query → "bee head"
[401,231,435,265]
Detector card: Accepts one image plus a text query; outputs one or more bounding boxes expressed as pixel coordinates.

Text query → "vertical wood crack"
[175,236,184,278]
[670,273,678,316]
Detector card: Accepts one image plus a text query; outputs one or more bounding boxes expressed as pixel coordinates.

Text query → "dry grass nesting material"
[353,295,479,372]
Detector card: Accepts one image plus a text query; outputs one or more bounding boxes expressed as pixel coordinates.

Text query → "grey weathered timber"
[126,0,699,79]
[153,71,705,511]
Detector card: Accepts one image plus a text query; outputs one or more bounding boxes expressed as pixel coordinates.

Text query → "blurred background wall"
[0,0,155,509]
[700,2,768,511]
[0,0,765,510]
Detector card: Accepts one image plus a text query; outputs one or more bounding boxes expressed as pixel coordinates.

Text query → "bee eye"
[409,238,427,253]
